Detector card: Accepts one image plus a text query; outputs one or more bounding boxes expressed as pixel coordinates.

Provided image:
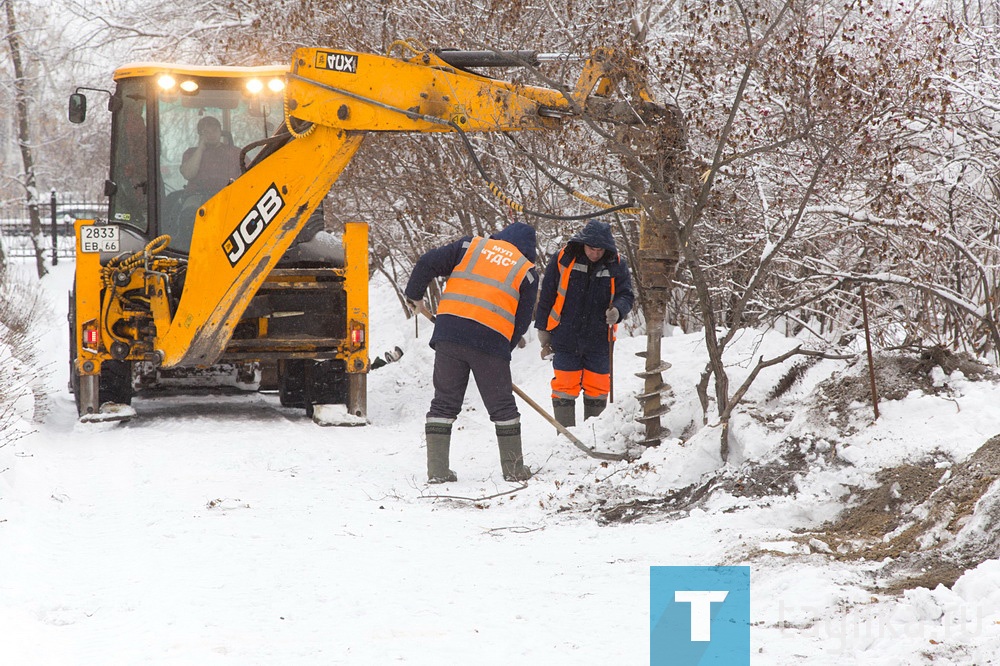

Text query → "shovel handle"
[418,304,628,462]
[511,384,628,461]
[608,326,615,404]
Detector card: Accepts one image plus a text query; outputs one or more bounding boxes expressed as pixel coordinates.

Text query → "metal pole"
[50,189,58,266]
[608,326,615,403]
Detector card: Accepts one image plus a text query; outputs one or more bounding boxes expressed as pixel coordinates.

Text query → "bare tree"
[25,0,1000,460]
[650,0,966,457]
[3,0,46,277]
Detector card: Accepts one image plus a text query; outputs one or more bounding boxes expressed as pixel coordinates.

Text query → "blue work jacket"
[534,220,634,355]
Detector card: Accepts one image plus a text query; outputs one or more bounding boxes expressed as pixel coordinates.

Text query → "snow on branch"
[791,205,990,281]
[810,267,981,316]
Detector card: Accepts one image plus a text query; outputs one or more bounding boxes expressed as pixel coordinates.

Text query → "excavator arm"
[150,45,659,368]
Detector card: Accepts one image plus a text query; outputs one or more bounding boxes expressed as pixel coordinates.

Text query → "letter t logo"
[651,567,749,664]
[674,590,729,641]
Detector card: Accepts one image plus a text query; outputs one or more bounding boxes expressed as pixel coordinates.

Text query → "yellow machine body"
[68,45,653,420]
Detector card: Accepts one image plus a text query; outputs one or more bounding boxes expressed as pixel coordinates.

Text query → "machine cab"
[103,63,288,254]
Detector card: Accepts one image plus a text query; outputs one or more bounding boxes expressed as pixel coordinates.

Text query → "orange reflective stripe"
[438,237,532,339]
[553,368,609,398]
[582,369,610,398]
[610,264,617,341]
[551,368,583,399]
[546,249,573,330]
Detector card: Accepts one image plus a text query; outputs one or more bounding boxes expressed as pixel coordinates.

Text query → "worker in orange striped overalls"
[404,222,538,484]
[535,219,634,428]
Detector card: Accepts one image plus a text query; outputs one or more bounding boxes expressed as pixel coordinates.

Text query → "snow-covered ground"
[2,259,999,665]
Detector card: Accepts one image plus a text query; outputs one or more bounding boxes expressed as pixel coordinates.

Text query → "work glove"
[537,329,553,360]
[605,307,619,326]
[405,297,422,315]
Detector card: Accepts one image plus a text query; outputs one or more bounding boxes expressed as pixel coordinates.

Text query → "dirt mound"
[809,348,994,433]
[597,435,837,524]
[807,435,1000,591]
[598,347,1000,592]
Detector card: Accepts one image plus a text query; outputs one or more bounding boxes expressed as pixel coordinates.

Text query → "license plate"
[80,225,120,253]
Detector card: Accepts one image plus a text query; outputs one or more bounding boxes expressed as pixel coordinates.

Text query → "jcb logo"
[315,50,358,74]
[222,184,285,267]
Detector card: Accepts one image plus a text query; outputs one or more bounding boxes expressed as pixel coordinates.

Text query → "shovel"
[510,384,629,461]
[412,303,630,462]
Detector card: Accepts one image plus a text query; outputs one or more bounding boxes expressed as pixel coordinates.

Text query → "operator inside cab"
[179,116,241,207]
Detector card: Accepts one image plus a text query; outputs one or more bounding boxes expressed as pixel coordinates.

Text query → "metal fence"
[0,192,105,262]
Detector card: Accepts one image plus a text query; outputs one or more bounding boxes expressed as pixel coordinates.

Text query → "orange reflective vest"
[545,248,619,340]
[546,248,584,330]
[438,236,533,340]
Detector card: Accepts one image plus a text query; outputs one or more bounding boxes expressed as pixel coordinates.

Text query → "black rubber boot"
[583,396,607,420]
[552,398,576,428]
[496,421,531,482]
[425,421,457,483]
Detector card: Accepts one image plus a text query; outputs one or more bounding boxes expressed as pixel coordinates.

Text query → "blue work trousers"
[427,341,519,423]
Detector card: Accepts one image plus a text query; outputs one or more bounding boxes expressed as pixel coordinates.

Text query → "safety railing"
[0,192,105,263]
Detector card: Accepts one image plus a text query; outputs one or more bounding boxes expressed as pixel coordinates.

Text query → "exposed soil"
[800,349,1000,591]
[599,348,1000,593]
[597,433,835,524]
[813,434,1000,592]
[810,347,993,434]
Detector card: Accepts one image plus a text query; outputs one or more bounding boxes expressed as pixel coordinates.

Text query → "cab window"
[155,79,282,253]
[109,79,149,233]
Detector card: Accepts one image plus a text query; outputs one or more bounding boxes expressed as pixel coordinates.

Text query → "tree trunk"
[615,94,686,446]
[636,199,681,446]
[4,0,47,278]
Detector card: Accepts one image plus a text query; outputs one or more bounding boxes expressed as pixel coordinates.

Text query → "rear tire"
[277,359,348,416]
[278,359,306,408]
[99,360,134,406]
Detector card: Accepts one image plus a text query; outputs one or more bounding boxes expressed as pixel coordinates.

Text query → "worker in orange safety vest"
[404,222,538,483]
[534,219,634,427]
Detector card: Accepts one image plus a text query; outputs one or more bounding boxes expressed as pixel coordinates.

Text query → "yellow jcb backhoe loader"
[67,44,663,422]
